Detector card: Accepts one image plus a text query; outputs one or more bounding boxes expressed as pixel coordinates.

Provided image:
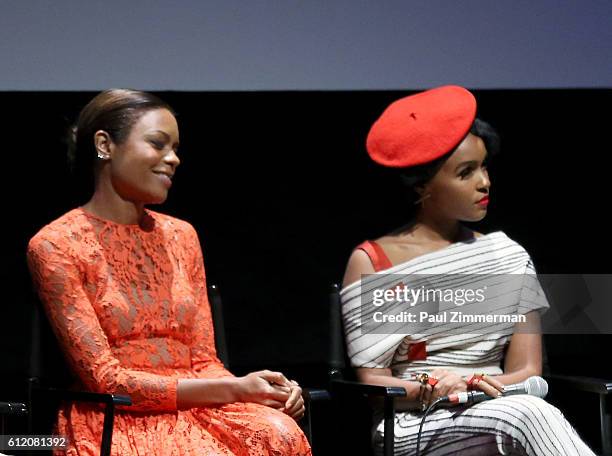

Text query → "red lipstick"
[477,196,490,207]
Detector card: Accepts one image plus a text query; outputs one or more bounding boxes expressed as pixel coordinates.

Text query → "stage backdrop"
[1,1,611,90]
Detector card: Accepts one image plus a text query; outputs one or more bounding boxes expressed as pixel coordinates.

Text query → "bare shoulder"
[375,234,425,265]
[342,248,376,289]
[375,225,485,264]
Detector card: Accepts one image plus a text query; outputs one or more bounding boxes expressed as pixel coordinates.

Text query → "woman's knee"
[494,395,567,443]
[262,408,303,437]
[254,409,310,453]
[507,396,563,419]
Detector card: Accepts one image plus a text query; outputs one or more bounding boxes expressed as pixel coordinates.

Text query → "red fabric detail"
[366,85,477,168]
[356,240,393,272]
[408,341,428,361]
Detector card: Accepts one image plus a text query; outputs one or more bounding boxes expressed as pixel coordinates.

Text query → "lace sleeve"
[26,235,178,412]
[186,226,232,378]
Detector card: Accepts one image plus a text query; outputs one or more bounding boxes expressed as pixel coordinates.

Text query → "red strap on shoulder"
[356,240,393,272]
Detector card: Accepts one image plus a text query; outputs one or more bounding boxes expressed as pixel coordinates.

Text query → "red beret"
[366,85,477,168]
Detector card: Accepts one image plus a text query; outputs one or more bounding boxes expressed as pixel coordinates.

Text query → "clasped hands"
[419,369,505,408]
[237,370,305,420]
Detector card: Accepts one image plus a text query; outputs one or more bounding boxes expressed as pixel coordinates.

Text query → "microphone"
[441,375,548,405]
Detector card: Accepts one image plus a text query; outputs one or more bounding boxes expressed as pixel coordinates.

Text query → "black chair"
[545,375,612,456]
[27,294,131,456]
[325,283,405,456]
[207,284,330,449]
[208,284,230,368]
[0,401,28,434]
[326,283,612,456]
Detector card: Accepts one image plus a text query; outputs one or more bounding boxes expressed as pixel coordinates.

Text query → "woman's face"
[106,108,180,205]
[419,133,490,222]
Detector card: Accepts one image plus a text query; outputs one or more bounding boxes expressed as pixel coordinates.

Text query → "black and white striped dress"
[341,231,595,455]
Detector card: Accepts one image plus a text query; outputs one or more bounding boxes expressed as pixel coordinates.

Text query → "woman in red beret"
[341,86,594,455]
[27,89,311,456]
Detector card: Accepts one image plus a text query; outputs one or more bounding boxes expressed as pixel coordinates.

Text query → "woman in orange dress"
[27,89,312,456]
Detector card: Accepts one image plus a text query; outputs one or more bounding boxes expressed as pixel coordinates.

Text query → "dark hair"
[67,88,175,190]
[398,118,500,198]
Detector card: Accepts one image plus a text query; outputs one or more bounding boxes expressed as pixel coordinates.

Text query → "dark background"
[1,89,610,453]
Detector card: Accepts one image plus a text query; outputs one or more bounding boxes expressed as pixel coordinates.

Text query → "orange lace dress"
[27,208,312,456]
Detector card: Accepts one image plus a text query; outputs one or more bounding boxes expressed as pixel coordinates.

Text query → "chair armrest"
[302,388,331,402]
[546,375,612,455]
[330,379,406,398]
[0,401,28,416]
[545,375,612,395]
[330,379,406,456]
[36,386,132,406]
[28,382,130,456]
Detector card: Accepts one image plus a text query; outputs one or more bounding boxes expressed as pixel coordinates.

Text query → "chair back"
[27,294,73,438]
[207,284,230,368]
[326,283,382,455]
[29,296,74,388]
[327,283,347,378]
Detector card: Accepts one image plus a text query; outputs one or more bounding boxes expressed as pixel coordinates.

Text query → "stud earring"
[97,151,108,160]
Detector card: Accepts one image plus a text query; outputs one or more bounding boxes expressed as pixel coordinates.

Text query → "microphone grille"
[524,376,548,398]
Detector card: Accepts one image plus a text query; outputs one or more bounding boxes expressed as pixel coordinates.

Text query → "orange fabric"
[27,208,311,456]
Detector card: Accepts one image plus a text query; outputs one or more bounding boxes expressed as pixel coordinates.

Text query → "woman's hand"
[236,370,305,420]
[420,370,506,408]
[235,370,291,408]
[420,369,468,406]
[468,373,505,398]
[281,380,305,421]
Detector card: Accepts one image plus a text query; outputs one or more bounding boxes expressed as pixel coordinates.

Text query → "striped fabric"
[341,232,595,455]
